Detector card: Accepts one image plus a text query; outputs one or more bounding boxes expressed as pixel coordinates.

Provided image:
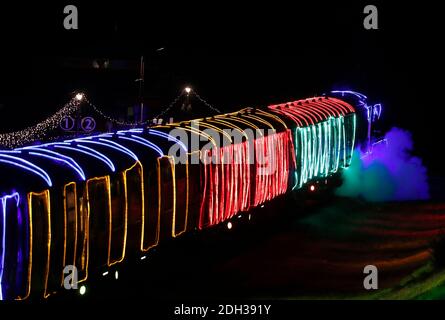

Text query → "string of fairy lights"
[0,88,221,149]
[147,93,185,120]
[193,91,222,114]
[0,95,83,149]
[151,87,221,119]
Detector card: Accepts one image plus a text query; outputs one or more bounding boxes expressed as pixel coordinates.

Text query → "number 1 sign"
[60,116,96,133]
[60,116,75,131]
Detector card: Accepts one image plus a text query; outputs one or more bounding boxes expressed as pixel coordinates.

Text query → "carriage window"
[2,193,27,299]
[109,174,126,265]
[76,193,89,280]
[64,183,77,268]
[125,163,144,253]
[174,163,188,237]
[86,177,110,269]
[28,191,51,298]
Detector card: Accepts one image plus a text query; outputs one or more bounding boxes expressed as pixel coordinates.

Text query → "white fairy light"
[0,88,219,149]
[0,97,83,149]
[75,93,84,101]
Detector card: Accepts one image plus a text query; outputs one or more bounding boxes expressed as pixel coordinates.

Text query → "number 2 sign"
[81,117,96,132]
[60,116,96,133]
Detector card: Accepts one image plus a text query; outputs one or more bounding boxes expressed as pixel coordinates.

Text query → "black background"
[0,1,443,175]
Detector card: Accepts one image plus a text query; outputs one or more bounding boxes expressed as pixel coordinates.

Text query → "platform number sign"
[81,117,96,133]
[60,116,97,133]
[60,116,75,131]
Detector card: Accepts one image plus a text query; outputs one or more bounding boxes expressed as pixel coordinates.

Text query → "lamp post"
[182,87,192,112]
[137,56,145,123]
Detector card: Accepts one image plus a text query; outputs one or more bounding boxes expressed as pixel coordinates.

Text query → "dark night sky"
[0,2,443,174]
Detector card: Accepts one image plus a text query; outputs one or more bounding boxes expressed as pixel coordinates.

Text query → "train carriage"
[0,95,356,300]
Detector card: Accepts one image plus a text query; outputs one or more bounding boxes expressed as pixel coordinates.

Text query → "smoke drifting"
[336,127,429,202]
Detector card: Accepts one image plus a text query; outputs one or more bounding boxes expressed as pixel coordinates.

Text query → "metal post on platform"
[138,56,145,123]
[182,87,192,113]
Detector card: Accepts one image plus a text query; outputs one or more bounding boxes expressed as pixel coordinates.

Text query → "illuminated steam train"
[0,96,356,300]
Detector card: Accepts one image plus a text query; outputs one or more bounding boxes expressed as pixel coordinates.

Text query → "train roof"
[0,96,355,195]
[267,96,355,126]
[0,128,188,195]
